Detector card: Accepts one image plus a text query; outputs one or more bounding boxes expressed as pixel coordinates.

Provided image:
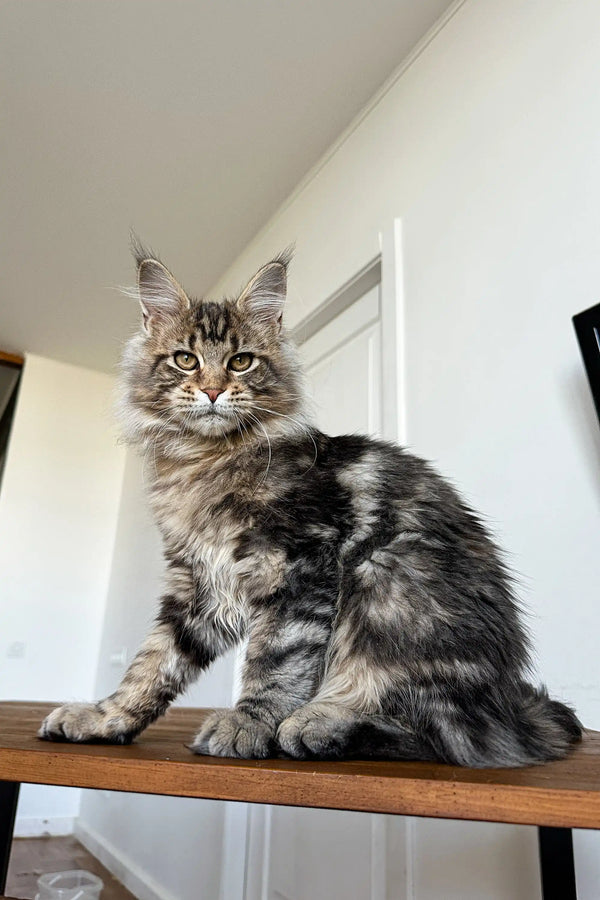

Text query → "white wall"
[12,0,595,893]
[0,353,126,835]
[77,451,235,900]
[210,0,600,897]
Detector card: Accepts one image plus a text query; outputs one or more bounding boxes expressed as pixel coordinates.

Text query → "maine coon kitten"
[39,248,582,766]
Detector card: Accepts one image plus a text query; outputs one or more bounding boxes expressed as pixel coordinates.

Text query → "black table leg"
[538,826,577,899]
[0,780,20,895]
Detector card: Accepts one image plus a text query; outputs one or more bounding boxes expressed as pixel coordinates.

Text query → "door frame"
[290,218,405,444]
[220,219,405,900]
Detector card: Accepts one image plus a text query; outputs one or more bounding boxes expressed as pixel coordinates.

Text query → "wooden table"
[2,702,599,899]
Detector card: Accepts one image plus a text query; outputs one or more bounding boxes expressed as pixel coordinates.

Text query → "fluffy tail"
[492,683,583,766]
[336,685,582,768]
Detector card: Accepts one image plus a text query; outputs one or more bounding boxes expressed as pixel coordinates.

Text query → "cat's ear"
[135,252,190,332]
[237,249,293,330]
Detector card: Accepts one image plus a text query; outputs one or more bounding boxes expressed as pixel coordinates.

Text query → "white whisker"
[246,403,318,471]
[244,411,273,488]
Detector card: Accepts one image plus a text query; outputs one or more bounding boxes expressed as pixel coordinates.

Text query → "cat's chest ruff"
[151,458,244,547]
[151,464,287,607]
[194,524,287,609]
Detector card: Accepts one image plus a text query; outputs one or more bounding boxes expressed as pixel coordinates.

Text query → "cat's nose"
[202,388,224,404]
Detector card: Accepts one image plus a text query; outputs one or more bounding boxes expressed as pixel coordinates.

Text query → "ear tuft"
[237,247,294,329]
[130,237,189,331]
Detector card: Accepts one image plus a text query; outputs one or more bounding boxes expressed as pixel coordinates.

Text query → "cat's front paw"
[38,702,134,744]
[189,708,275,759]
[277,703,354,759]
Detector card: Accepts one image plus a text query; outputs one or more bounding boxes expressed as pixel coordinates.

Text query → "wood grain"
[1,702,599,828]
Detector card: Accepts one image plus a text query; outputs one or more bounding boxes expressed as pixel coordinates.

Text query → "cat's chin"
[192,417,236,438]
[191,408,237,435]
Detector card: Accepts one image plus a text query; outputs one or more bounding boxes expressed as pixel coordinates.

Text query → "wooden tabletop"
[1,702,599,829]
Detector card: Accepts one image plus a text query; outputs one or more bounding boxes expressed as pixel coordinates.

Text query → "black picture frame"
[573,302,600,428]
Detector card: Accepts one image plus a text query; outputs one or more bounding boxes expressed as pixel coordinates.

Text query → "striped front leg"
[190,577,334,758]
[39,558,243,744]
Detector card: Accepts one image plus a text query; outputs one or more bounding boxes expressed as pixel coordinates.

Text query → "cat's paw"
[38,702,134,744]
[277,704,353,759]
[189,708,275,759]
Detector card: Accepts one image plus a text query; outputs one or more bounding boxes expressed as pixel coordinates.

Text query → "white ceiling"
[1,0,454,373]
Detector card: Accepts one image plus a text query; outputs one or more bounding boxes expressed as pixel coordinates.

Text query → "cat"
[39,246,582,766]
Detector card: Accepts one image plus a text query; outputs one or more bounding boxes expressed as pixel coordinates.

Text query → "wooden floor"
[6,836,137,900]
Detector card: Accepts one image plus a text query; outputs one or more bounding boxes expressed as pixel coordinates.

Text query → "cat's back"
[251,430,438,558]
[315,431,508,582]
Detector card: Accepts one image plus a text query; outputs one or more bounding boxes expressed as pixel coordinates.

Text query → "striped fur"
[39,250,582,766]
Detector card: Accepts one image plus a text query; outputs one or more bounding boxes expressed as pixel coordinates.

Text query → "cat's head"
[118,244,307,453]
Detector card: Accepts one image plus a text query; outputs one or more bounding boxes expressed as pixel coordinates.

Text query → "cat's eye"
[228,353,254,372]
[173,351,199,371]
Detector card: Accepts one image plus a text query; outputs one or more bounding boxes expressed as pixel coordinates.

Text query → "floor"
[6,835,137,900]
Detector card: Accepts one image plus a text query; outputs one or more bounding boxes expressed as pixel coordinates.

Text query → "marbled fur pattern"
[40,249,582,766]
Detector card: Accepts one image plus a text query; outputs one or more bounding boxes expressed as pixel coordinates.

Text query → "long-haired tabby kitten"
[40,247,582,766]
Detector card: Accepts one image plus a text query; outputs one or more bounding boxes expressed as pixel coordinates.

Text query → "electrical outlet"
[7,641,26,659]
[109,647,127,667]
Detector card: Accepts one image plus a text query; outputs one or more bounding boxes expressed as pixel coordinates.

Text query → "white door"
[300,284,381,438]
[252,281,389,900]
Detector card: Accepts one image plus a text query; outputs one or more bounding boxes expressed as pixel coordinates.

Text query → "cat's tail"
[332,685,582,768]
[484,682,583,766]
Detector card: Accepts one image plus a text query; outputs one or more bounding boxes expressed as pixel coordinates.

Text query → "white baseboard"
[14,816,75,837]
[74,819,175,900]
